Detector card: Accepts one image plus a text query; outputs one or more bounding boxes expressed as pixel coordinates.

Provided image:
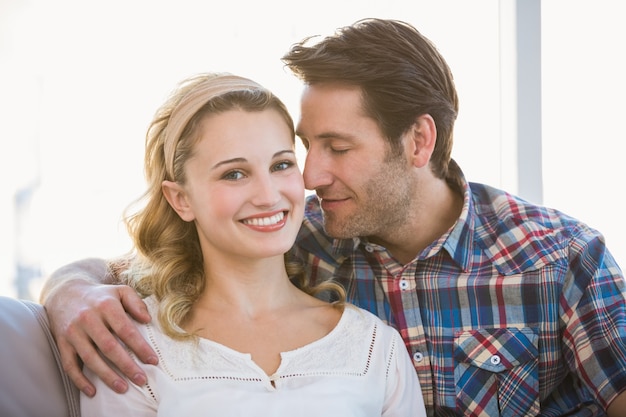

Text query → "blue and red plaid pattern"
[293,166,626,416]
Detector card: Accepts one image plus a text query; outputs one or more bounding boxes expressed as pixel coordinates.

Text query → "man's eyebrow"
[296,130,352,140]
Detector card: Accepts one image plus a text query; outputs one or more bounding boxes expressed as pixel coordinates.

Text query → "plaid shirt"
[293,166,626,416]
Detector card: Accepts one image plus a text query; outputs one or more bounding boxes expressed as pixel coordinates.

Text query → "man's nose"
[302,149,333,191]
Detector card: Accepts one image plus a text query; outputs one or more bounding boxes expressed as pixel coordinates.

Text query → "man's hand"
[41,258,157,397]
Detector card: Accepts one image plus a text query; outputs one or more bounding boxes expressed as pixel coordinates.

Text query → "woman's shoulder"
[135,295,164,343]
[342,304,402,342]
[136,296,184,351]
[142,294,159,315]
[343,304,388,326]
[138,296,233,374]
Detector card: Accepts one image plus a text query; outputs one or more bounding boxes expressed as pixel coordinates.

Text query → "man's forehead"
[300,82,363,100]
[297,84,367,128]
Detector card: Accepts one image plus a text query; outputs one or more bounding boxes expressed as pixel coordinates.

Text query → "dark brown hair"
[282,18,459,179]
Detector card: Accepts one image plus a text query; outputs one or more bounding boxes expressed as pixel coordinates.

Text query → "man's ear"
[162,180,195,222]
[406,114,437,168]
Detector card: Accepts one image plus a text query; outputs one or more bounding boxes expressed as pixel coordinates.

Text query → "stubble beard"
[322,154,413,240]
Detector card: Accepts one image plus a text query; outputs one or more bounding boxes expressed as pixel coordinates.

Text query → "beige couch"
[0,295,80,416]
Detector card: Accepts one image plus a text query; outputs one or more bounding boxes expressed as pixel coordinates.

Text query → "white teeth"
[242,211,285,226]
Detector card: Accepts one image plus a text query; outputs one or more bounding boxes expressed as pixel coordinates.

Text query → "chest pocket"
[454,327,539,417]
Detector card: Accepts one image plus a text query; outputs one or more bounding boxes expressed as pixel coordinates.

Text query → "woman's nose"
[252,174,281,206]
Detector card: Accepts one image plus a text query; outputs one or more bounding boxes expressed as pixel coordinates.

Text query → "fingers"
[46,283,156,396]
[75,292,155,391]
[62,299,137,394]
[119,286,152,324]
[117,287,159,366]
[57,338,97,397]
[61,336,135,396]
[58,316,134,396]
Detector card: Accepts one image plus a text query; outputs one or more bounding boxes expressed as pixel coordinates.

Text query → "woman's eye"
[331,148,349,154]
[222,170,245,180]
[273,160,294,172]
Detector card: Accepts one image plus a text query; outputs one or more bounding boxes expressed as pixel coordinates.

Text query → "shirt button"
[490,355,501,365]
[364,245,374,253]
[399,280,410,290]
[413,352,424,363]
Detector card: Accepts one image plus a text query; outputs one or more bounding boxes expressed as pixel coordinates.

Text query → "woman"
[80,73,425,416]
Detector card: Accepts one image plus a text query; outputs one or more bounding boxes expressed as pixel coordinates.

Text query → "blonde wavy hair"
[113,73,345,340]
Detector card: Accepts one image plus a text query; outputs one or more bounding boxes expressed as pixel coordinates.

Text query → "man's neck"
[369,178,463,265]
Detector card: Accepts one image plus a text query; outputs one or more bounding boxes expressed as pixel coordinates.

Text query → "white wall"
[1,0,623,299]
[541,0,626,269]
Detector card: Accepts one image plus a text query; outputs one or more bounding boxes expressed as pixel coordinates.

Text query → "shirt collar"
[440,171,474,272]
[331,235,360,260]
[406,161,473,271]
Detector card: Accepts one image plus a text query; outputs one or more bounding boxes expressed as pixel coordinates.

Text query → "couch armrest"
[0,295,80,417]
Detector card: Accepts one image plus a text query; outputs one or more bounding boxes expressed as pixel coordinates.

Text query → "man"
[41,19,626,416]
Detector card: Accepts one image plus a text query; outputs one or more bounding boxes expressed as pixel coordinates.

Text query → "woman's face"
[164,108,304,262]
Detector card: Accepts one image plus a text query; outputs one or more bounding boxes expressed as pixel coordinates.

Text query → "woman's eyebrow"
[211,150,295,170]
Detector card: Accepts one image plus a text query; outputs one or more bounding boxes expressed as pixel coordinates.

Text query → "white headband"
[163,74,264,180]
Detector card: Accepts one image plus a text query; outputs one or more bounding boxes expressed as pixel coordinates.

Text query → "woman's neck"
[194,254,300,318]
[182,254,341,377]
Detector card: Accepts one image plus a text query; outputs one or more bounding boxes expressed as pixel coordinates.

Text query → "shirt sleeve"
[563,228,626,409]
[382,329,427,417]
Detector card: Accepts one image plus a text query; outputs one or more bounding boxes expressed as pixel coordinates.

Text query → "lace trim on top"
[142,297,385,385]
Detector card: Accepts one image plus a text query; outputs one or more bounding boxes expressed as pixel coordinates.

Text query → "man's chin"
[321,210,356,237]
[322,222,355,239]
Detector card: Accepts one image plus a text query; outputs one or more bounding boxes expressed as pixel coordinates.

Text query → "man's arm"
[40,258,157,397]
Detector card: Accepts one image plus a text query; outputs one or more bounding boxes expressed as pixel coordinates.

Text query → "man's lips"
[318,196,350,211]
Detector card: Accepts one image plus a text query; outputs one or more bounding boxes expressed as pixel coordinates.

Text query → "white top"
[82,296,426,416]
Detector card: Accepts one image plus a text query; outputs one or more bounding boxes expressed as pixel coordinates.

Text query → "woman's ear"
[162,180,195,222]
[406,114,437,168]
